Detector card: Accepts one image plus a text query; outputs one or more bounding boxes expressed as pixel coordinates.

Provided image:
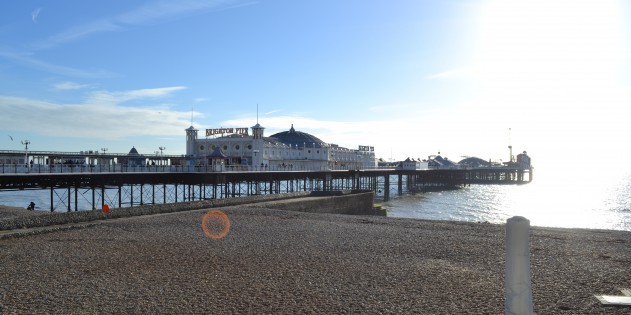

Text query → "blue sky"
[1,0,630,170]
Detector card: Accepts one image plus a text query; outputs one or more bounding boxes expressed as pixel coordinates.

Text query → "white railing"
[0,164,383,174]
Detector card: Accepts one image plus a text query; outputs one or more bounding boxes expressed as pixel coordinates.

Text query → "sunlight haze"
[1,0,629,173]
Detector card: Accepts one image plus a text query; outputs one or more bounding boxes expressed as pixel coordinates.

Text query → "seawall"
[250,190,376,215]
[0,190,376,231]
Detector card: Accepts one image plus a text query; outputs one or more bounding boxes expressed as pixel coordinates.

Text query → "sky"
[1,0,630,172]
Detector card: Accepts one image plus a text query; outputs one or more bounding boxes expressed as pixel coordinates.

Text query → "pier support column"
[50,187,54,212]
[384,175,390,201]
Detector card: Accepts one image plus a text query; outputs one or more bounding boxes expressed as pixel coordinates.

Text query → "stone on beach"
[0,205,630,314]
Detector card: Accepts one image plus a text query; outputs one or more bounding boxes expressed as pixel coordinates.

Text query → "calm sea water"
[2,167,630,232]
[385,167,631,232]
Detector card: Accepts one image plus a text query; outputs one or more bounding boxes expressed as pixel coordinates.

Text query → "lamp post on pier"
[159,146,165,165]
[100,148,109,169]
[21,140,30,172]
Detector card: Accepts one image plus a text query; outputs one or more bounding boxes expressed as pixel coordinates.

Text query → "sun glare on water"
[501,165,631,231]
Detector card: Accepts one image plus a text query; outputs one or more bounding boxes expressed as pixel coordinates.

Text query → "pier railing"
[0,165,532,211]
[0,163,381,174]
[0,163,528,175]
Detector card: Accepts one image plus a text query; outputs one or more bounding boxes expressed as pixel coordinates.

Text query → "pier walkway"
[0,166,532,212]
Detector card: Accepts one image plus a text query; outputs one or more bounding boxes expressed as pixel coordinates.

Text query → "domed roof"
[269,124,325,148]
[128,146,139,155]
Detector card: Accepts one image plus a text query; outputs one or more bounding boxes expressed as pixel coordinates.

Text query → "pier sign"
[206,127,249,137]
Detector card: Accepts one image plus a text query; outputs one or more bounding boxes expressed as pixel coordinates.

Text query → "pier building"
[185,123,376,171]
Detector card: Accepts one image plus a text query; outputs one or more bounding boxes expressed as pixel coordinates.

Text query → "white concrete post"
[505,216,533,315]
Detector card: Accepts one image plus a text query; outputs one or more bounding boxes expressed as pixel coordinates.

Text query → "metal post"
[21,140,30,173]
[130,184,134,207]
[384,175,390,201]
[159,147,165,166]
[50,186,54,212]
[505,216,533,315]
[74,186,78,211]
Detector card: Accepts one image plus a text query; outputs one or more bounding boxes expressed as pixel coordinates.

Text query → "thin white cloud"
[0,87,195,140]
[117,0,247,25]
[53,81,89,90]
[32,19,120,50]
[31,7,42,23]
[86,86,187,105]
[32,0,256,50]
[0,49,114,78]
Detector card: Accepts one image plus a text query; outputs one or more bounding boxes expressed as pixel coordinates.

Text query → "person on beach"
[27,202,35,210]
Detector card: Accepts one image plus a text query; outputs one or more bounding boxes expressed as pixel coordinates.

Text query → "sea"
[385,166,631,232]
[1,166,630,232]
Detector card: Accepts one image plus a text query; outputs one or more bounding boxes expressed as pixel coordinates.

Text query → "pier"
[0,167,532,212]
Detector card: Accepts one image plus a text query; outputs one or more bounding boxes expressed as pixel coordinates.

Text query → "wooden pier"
[0,168,532,212]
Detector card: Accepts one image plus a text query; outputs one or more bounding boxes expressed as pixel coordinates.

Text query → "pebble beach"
[0,204,630,314]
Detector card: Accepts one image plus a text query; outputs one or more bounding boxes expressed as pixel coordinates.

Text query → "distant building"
[458,157,491,168]
[185,123,376,170]
[399,157,429,170]
[117,147,145,167]
[427,155,456,169]
[514,151,531,169]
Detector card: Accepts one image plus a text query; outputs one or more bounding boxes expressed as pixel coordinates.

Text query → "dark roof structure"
[428,155,455,168]
[458,157,491,168]
[269,125,325,148]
